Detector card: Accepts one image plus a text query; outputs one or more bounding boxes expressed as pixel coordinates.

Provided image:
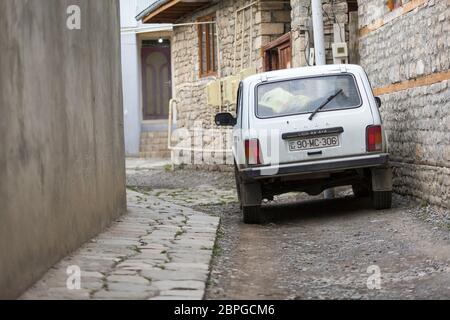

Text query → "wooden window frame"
[197,14,217,78]
[262,32,292,72]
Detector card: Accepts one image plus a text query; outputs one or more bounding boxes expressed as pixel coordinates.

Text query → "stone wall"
[358,0,450,208]
[359,0,449,87]
[0,0,126,298]
[381,80,449,208]
[290,0,349,67]
[170,0,450,209]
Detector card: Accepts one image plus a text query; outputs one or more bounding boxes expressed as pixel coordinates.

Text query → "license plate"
[288,135,339,152]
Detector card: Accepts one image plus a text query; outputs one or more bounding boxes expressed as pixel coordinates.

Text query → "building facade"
[120,0,173,158]
[138,0,449,209]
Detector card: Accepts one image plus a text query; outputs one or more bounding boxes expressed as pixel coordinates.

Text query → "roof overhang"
[137,0,212,24]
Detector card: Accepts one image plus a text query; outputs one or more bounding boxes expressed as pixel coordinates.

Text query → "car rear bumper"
[240,153,389,179]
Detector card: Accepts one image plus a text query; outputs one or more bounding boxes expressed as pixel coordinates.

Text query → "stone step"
[140,145,167,154]
[139,131,170,159]
[140,137,168,146]
[140,140,169,150]
[139,150,171,159]
[140,131,168,139]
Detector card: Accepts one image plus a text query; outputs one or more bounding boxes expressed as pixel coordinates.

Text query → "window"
[263,32,292,72]
[236,82,243,117]
[233,82,243,128]
[256,74,362,119]
[198,14,217,77]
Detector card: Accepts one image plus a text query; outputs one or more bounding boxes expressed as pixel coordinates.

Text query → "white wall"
[121,32,141,156]
[120,0,139,28]
[120,0,140,156]
[120,0,171,156]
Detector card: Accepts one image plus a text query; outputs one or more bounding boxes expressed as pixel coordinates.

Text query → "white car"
[215,64,392,224]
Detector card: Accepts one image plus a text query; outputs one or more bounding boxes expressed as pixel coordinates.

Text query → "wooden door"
[278,42,292,69]
[141,42,172,120]
[263,32,292,72]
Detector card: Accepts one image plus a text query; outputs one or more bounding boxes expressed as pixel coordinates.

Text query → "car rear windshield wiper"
[308,89,343,121]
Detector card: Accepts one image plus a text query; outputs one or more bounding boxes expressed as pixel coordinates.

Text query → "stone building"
[357,0,449,209]
[120,0,173,159]
[138,0,449,209]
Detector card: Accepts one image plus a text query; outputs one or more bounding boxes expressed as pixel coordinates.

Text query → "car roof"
[242,64,365,86]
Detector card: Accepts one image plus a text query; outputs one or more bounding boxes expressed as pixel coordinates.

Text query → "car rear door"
[249,70,375,166]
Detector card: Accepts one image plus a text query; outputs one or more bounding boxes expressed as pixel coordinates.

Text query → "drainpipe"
[312,0,334,198]
[171,21,221,78]
[311,0,326,66]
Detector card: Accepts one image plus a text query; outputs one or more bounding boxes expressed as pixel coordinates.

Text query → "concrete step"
[139,151,171,159]
[139,131,170,159]
[140,131,168,139]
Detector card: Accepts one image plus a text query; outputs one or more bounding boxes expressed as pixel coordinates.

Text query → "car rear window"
[256,74,362,119]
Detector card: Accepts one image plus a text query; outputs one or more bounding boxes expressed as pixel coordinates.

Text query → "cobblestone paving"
[202,192,450,300]
[141,186,236,207]
[21,190,219,300]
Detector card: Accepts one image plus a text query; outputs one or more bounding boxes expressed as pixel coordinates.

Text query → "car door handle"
[307,151,323,156]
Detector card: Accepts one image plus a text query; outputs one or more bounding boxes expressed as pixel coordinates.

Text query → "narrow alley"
[23,160,450,299]
[1,0,449,308]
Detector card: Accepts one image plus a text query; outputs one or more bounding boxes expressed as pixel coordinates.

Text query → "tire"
[352,183,370,198]
[234,165,242,208]
[372,191,392,210]
[243,206,262,224]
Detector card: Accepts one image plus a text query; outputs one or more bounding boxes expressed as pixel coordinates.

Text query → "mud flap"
[240,182,262,207]
[371,167,392,192]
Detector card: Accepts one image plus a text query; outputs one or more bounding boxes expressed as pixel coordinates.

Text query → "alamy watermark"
[366,265,382,290]
[66,5,81,30]
[66,265,81,290]
[171,122,282,175]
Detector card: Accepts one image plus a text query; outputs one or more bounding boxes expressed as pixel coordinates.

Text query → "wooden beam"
[142,0,211,24]
[143,0,182,24]
[359,0,427,38]
[373,69,450,96]
[261,32,291,52]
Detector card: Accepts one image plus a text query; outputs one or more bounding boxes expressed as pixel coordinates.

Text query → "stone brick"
[272,10,291,23]
[260,23,285,35]
[169,0,450,209]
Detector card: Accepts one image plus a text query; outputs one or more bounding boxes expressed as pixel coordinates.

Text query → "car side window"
[236,82,244,126]
[236,82,243,117]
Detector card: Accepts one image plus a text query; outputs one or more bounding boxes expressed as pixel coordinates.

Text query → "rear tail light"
[245,139,262,165]
[366,125,382,152]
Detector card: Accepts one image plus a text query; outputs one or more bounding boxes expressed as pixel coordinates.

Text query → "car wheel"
[352,183,370,197]
[372,191,392,210]
[243,206,262,224]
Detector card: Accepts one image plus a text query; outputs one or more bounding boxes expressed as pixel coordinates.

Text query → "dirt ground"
[127,167,450,300]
